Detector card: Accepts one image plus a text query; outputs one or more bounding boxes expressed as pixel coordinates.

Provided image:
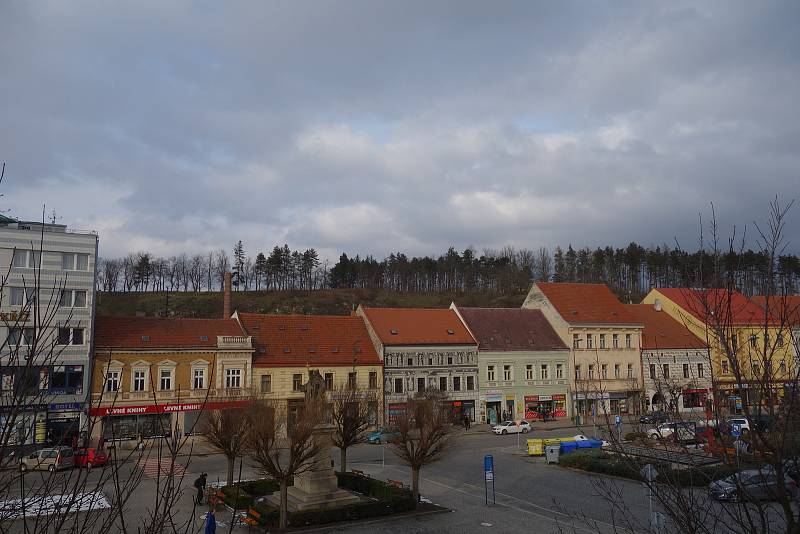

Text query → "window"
[466,376,475,390]
[105,371,120,392]
[600,364,607,379]
[752,362,760,375]
[453,376,461,391]
[777,334,784,347]
[764,333,770,347]
[750,334,758,348]
[487,365,495,381]
[61,253,89,271]
[12,250,39,268]
[59,290,87,308]
[780,360,787,374]
[324,372,334,390]
[588,365,595,379]
[503,365,512,381]
[369,371,377,389]
[599,334,606,349]
[627,364,634,378]
[731,335,739,351]
[133,370,146,391]
[556,364,563,379]
[417,377,425,391]
[439,376,447,390]
[526,364,533,380]
[683,364,690,379]
[57,327,71,345]
[225,368,242,388]
[586,334,593,349]
[10,287,36,307]
[428,357,433,365]
[575,365,581,380]
[260,374,271,393]
[662,364,670,378]
[50,365,82,392]
[541,364,549,380]
[8,327,34,345]
[697,363,704,378]
[348,372,357,389]
[614,364,620,379]
[572,334,581,349]
[649,364,656,379]
[194,368,206,389]
[72,328,84,345]
[722,360,729,374]
[56,327,83,345]
[407,357,413,366]
[394,378,403,393]
[625,334,632,348]
[612,334,619,348]
[160,369,173,390]
[293,374,303,391]
[447,356,453,365]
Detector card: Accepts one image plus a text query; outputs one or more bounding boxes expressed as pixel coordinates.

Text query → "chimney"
[223,272,232,318]
[654,298,662,312]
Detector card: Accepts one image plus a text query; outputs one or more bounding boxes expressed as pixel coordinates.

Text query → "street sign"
[731,423,741,438]
[484,455,494,473]
[640,464,658,482]
[484,454,496,506]
[485,471,494,482]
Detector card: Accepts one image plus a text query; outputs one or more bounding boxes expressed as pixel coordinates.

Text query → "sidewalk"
[462,419,585,435]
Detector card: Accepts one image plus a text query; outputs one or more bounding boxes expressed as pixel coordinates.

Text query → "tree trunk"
[340,447,347,473]
[279,479,289,529]
[227,455,235,487]
[411,466,420,509]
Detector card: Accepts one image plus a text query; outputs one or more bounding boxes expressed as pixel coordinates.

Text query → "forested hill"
[95,289,528,318]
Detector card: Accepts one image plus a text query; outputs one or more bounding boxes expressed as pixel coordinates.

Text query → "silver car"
[709,468,798,502]
[19,446,74,473]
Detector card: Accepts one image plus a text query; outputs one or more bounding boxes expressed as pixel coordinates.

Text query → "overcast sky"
[2,1,798,260]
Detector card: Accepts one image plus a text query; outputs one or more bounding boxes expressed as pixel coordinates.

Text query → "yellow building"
[642,288,795,410]
[236,313,383,425]
[90,317,253,442]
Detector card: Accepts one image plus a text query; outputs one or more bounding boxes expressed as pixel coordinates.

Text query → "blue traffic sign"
[731,423,741,438]
[484,454,494,473]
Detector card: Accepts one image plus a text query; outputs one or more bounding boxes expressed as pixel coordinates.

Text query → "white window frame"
[61,252,90,271]
[105,370,121,392]
[525,364,533,380]
[487,365,495,381]
[133,369,147,392]
[12,250,39,268]
[159,368,173,391]
[225,368,242,389]
[503,365,512,381]
[260,373,272,393]
[540,364,549,380]
[556,364,563,379]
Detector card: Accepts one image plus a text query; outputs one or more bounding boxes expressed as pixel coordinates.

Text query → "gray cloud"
[1,1,798,259]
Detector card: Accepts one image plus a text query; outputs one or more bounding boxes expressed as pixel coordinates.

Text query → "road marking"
[135,458,187,479]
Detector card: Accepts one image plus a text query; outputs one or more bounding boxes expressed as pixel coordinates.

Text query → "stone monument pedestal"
[267,422,362,511]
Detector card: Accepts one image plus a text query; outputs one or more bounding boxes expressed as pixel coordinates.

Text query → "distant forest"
[98,242,800,302]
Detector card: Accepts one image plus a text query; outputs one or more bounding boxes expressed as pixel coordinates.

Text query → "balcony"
[218,335,252,350]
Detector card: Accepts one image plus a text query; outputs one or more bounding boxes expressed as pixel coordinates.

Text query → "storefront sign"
[524,395,538,403]
[47,411,81,420]
[485,394,503,402]
[552,394,566,401]
[89,399,251,417]
[49,402,83,411]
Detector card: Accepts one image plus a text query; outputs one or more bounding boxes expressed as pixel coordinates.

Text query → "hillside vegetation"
[96,289,528,318]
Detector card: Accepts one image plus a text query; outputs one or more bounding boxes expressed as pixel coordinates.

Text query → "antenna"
[49,208,63,225]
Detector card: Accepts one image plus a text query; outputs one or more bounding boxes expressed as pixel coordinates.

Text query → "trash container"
[545,444,560,464]
[527,439,544,456]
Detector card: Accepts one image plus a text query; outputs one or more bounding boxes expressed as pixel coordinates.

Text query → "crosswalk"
[135,458,188,479]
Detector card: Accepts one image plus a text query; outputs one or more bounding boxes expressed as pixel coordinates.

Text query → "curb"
[281,505,452,533]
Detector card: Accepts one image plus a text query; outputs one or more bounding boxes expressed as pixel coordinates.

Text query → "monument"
[267,370,362,511]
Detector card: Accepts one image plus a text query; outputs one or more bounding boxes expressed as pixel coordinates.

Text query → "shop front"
[484,392,503,425]
[524,394,568,420]
[387,402,407,426]
[46,402,83,446]
[682,388,709,411]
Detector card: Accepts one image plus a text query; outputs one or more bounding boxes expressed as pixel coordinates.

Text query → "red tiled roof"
[654,288,777,326]
[94,317,245,349]
[238,313,381,367]
[535,283,639,325]
[360,308,477,346]
[751,295,800,327]
[455,307,568,351]
[626,304,706,350]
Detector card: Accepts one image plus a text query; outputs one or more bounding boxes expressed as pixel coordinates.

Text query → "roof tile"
[535,283,639,325]
[455,307,568,351]
[361,308,477,345]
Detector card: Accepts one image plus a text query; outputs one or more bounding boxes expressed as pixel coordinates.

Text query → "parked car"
[366,427,400,444]
[19,446,74,472]
[709,467,797,502]
[492,420,531,435]
[647,423,677,440]
[639,410,669,425]
[73,447,108,469]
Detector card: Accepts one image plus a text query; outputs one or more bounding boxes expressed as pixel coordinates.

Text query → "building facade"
[237,313,383,426]
[522,283,644,417]
[90,317,253,443]
[0,217,98,447]
[357,307,479,424]
[643,288,796,412]
[453,306,570,425]
[627,303,711,414]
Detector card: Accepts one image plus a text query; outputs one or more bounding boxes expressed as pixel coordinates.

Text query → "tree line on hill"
[98,241,800,300]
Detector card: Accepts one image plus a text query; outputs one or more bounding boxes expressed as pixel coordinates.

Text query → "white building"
[357,307,479,423]
[0,215,98,446]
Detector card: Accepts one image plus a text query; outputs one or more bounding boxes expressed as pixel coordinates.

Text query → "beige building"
[522,283,644,417]
[90,317,253,442]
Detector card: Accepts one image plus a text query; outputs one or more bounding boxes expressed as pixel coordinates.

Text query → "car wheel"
[48,465,55,472]
[502,429,507,435]
[522,428,529,434]
[86,462,92,470]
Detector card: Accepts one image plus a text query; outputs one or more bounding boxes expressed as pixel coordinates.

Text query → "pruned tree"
[329,383,377,472]
[389,389,453,507]
[200,394,252,486]
[247,396,322,529]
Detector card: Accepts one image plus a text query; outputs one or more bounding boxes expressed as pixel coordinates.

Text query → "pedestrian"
[194,472,207,504]
[463,413,470,431]
[204,509,216,534]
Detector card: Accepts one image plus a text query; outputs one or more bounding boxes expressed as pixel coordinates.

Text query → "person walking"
[194,472,207,504]
[463,413,471,431]
[204,509,216,534]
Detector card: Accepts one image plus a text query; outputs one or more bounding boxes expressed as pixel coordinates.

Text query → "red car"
[73,447,108,469]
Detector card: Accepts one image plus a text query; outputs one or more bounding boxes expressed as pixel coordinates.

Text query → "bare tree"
[247,396,322,529]
[389,390,453,507]
[200,394,252,486]
[329,384,377,472]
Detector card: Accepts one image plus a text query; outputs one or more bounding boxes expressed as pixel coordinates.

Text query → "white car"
[492,420,531,435]
[647,423,676,440]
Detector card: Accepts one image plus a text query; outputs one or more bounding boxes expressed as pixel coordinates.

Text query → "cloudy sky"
[1,1,798,260]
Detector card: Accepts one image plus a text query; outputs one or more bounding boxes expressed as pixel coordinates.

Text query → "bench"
[387,479,406,489]
[351,469,368,477]
[243,508,261,526]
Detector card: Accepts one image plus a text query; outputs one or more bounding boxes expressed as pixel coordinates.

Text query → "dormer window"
[331,347,339,353]
[141,335,150,342]
[390,329,398,335]
[447,329,454,335]
[283,347,291,353]
[199,335,208,341]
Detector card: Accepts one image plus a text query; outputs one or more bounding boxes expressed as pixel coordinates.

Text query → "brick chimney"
[223,272,232,318]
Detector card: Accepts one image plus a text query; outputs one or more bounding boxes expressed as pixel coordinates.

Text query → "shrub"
[287,499,416,528]
[624,432,647,442]
[219,485,255,509]
[336,472,412,500]
[240,479,280,496]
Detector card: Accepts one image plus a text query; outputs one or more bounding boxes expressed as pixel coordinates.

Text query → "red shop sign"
[89,399,251,417]
[524,395,539,403]
[552,394,566,401]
